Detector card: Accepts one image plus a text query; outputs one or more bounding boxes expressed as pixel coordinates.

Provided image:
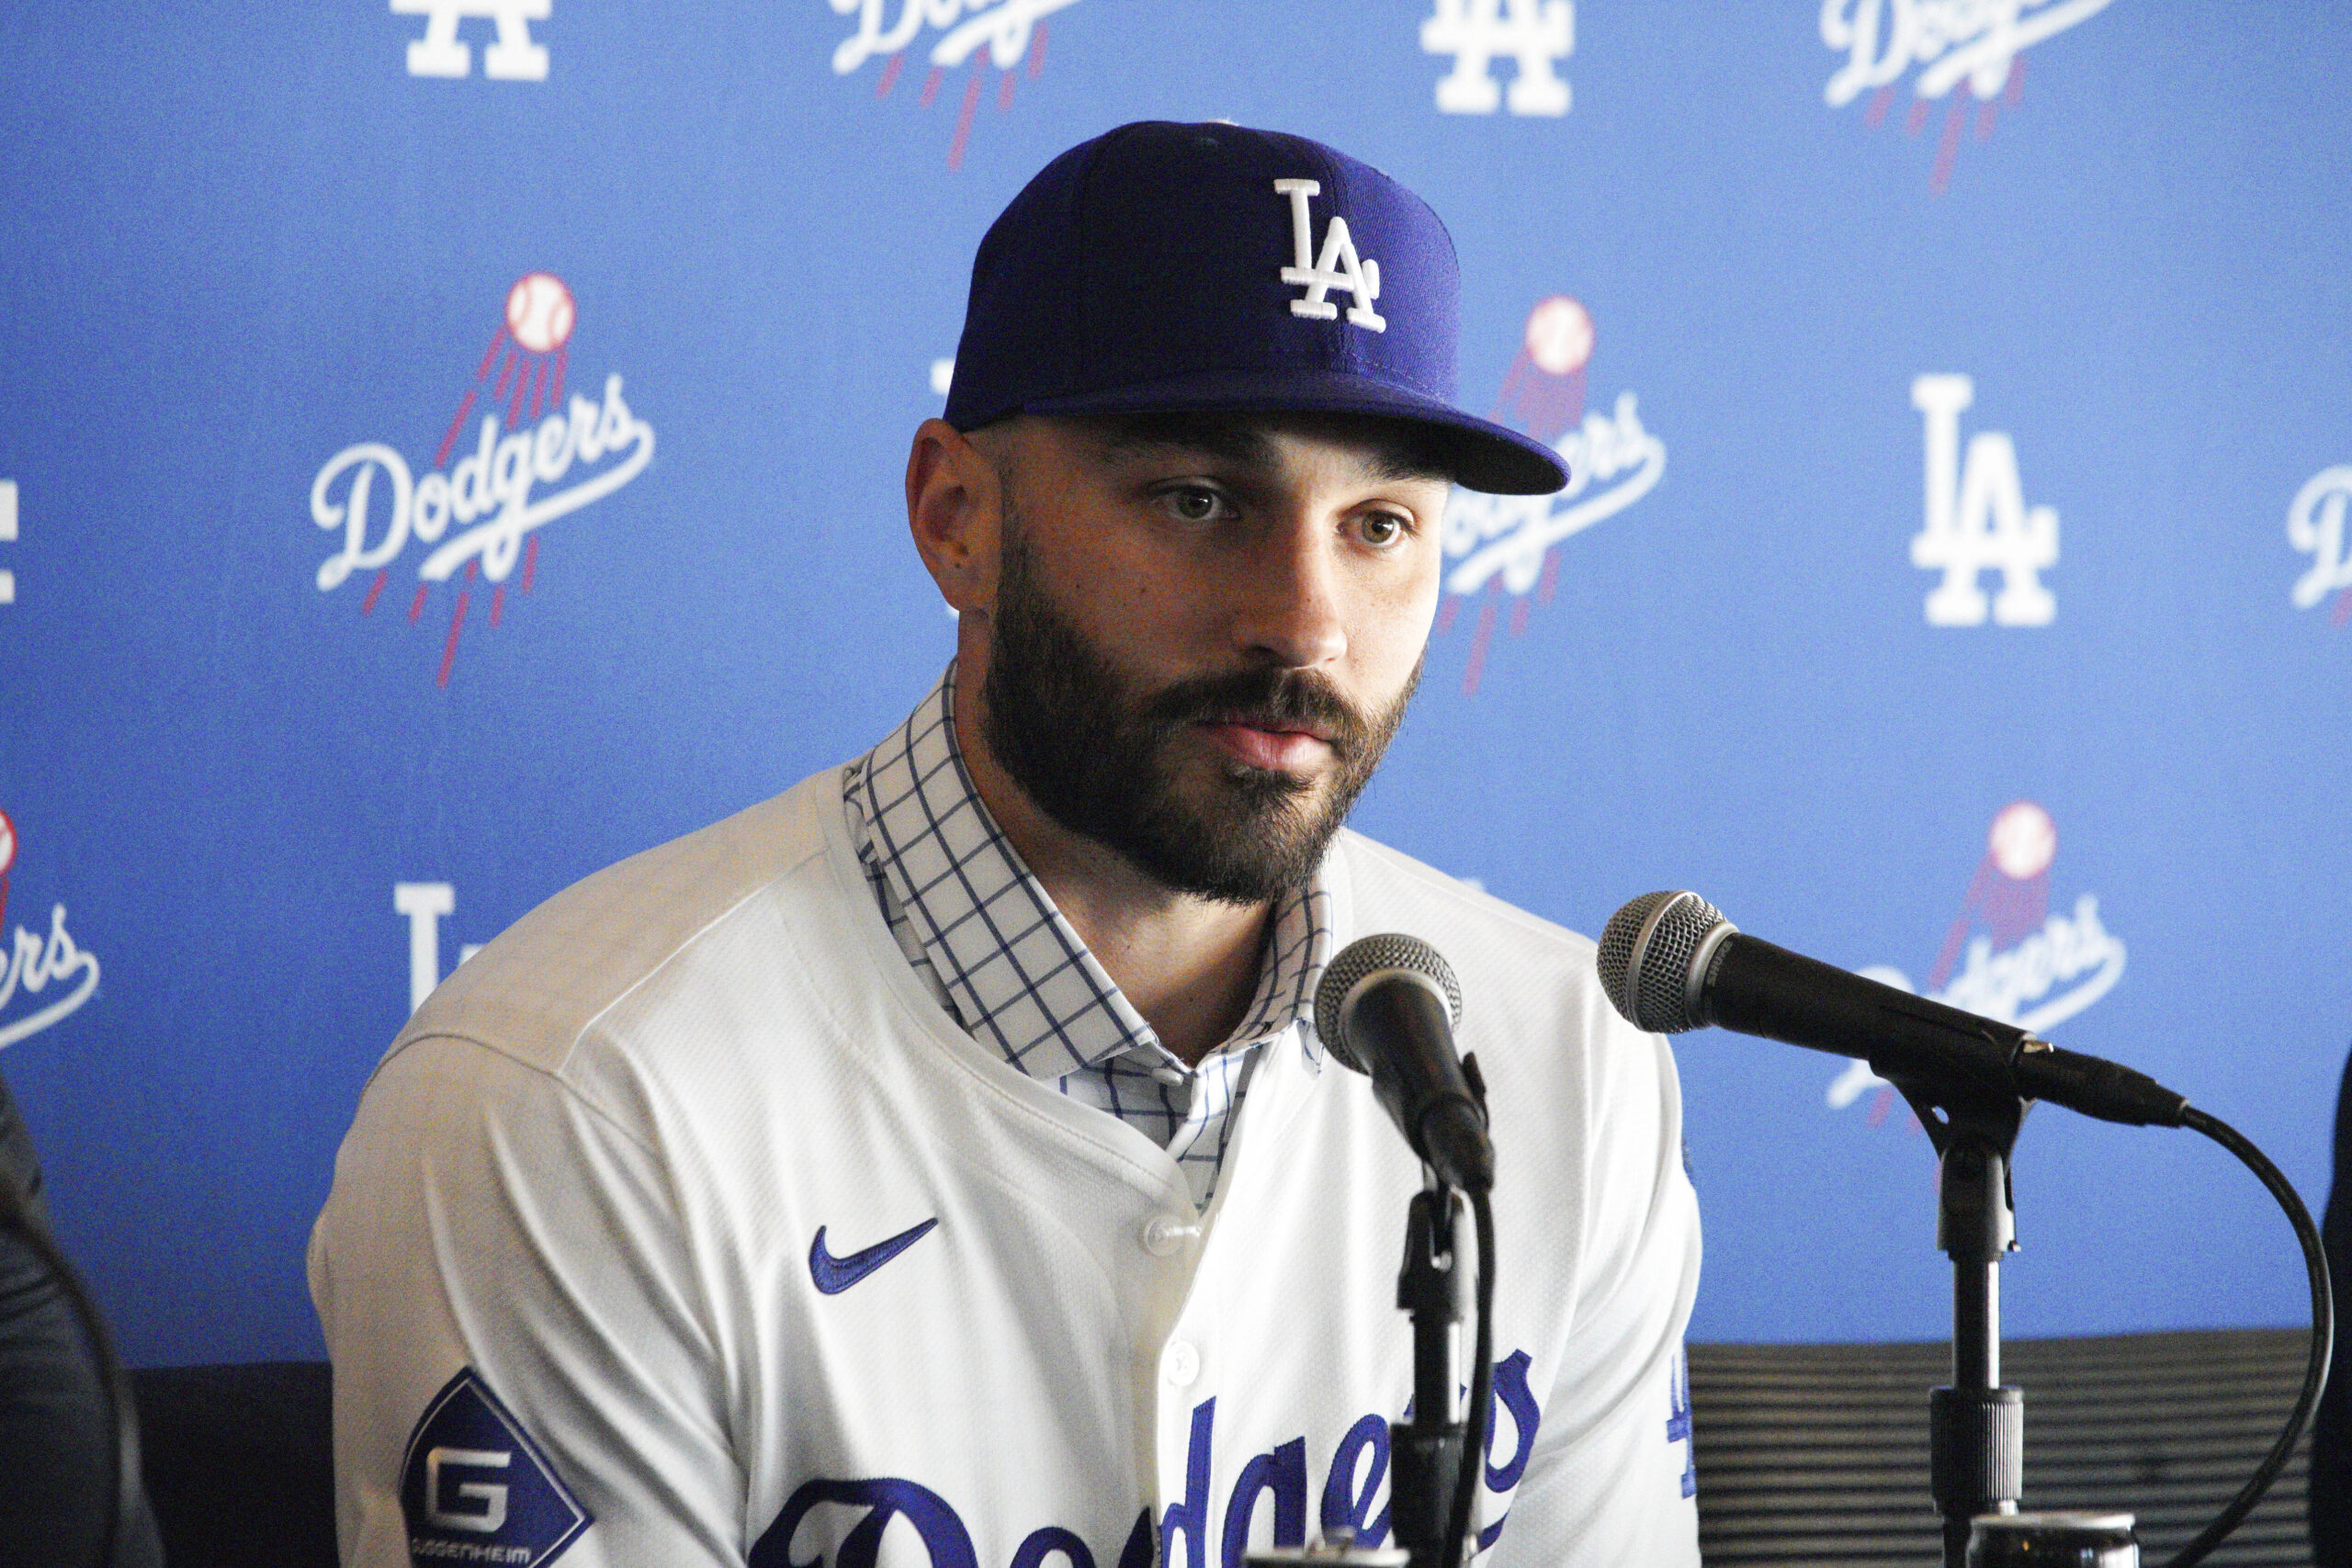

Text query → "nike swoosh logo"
[808,1217,939,1295]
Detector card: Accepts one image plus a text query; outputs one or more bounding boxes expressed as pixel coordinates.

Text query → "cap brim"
[1017,367,1569,496]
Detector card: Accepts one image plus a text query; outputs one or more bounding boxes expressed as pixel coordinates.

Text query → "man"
[311,121,1702,1568]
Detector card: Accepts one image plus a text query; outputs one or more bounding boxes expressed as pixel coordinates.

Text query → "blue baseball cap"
[943,120,1569,497]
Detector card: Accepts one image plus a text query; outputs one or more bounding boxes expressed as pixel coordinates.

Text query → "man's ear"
[906,418,1004,617]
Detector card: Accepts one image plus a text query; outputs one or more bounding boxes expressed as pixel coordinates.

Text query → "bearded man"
[311,121,1702,1568]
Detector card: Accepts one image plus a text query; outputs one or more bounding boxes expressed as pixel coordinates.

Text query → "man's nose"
[1231,516,1349,670]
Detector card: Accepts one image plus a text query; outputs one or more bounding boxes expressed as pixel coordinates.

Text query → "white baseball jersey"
[308,768,1702,1568]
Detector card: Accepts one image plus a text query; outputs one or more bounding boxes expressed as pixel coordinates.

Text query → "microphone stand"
[1242,1179,1464,1568]
[1885,1065,2029,1568]
[1392,1181,1471,1568]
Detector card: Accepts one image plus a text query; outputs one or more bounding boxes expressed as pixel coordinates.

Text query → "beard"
[978,528,1419,906]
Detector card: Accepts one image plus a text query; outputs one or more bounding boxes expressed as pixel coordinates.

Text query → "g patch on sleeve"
[399,1368,593,1567]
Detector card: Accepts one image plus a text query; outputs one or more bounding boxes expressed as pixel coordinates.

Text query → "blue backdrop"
[0,1,2346,1366]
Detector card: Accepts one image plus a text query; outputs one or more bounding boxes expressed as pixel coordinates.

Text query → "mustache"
[1137,667,1374,757]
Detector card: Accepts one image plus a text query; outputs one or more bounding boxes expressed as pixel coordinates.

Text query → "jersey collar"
[846,663,1329,1082]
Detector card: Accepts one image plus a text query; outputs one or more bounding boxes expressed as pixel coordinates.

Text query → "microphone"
[1314,935,1494,1191]
[1595,890,2189,1128]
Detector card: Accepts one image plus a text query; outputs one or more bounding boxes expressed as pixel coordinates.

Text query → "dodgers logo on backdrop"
[2287,464,2352,626]
[309,273,655,687]
[829,0,1080,170]
[1421,0,1573,117]
[1821,0,2117,194]
[1438,297,1666,694]
[1827,801,2128,1123]
[1908,374,2057,626]
[392,0,550,80]
[0,812,104,1055]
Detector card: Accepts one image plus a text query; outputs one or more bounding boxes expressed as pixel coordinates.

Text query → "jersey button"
[1140,1213,1200,1257]
[1161,1338,1202,1388]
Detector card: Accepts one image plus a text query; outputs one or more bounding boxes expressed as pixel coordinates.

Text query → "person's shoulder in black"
[2313,1045,2352,1567]
[0,1072,161,1568]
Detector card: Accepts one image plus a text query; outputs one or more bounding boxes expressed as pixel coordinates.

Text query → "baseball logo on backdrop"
[392,0,550,80]
[1439,296,1666,694]
[1820,0,2116,194]
[308,272,656,687]
[1827,801,2128,1125]
[1909,374,2057,626]
[1421,0,1573,117]
[0,811,105,1055]
[830,0,1080,169]
[2287,463,2352,626]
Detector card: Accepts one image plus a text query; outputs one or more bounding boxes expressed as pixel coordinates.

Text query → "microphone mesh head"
[1595,891,1726,1033]
[1313,933,1463,1076]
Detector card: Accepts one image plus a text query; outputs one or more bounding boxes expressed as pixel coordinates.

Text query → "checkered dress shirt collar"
[842,665,1330,1205]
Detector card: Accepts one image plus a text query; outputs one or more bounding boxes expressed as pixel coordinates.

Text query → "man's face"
[968,413,1453,904]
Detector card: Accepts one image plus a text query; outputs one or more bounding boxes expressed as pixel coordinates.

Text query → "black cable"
[2160,1107,2335,1568]
[1444,1189,1496,1568]
[0,1178,132,1568]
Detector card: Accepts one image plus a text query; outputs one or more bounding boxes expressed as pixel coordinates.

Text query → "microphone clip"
[1879,1064,2029,1259]
[1457,1052,1490,1122]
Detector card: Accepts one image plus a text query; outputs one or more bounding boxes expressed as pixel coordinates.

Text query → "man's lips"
[1195,718,1334,771]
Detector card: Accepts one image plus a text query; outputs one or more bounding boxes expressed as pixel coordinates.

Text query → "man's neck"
[952,699,1271,1068]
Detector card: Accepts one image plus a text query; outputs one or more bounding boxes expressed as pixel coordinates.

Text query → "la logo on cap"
[1274,180,1386,333]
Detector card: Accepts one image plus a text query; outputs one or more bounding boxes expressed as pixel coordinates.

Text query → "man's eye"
[1163,487,1231,523]
[1356,512,1409,547]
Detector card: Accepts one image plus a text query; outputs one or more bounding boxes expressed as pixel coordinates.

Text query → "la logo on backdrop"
[1437,296,1667,694]
[1827,800,2128,1127]
[1908,374,2057,626]
[1820,0,2118,194]
[1420,0,1574,118]
[392,0,550,80]
[830,0,1079,170]
[0,812,104,1055]
[309,273,655,686]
